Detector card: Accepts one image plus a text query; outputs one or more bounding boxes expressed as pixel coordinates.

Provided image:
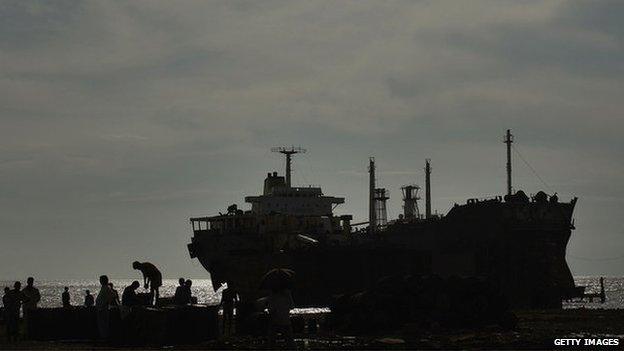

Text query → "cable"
[511,144,554,193]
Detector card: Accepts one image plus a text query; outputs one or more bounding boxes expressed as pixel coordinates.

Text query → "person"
[108,283,120,306]
[95,275,115,340]
[84,290,94,307]
[174,278,187,304]
[2,287,10,309]
[2,288,10,336]
[21,277,41,316]
[599,277,606,303]
[185,279,193,303]
[132,261,162,304]
[122,281,140,307]
[3,286,19,342]
[4,282,23,342]
[62,287,71,308]
[220,287,238,336]
[266,288,295,349]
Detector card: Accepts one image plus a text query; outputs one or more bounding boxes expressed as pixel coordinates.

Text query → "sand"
[1,308,622,350]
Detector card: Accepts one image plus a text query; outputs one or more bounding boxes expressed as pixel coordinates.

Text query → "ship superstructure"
[245,172,344,217]
[188,133,581,308]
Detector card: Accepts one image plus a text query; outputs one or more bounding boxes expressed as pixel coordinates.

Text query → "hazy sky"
[1,0,623,280]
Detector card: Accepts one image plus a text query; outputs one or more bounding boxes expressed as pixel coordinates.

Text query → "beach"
[2,276,622,349]
[1,309,623,350]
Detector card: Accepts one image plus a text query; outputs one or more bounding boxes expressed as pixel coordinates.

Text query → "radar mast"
[271,146,306,187]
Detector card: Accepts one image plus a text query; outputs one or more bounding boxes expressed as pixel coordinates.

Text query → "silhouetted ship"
[187,131,582,308]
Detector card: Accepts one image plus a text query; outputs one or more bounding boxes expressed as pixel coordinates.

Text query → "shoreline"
[1,308,622,350]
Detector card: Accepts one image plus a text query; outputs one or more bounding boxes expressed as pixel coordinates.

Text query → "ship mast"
[425,159,431,219]
[369,157,376,233]
[504,129,513,196]
[271,146,306,187]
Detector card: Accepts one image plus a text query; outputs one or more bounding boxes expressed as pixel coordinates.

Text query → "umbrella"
[260,268,295,292]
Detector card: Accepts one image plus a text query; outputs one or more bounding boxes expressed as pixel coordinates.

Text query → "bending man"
[132,261,162,305]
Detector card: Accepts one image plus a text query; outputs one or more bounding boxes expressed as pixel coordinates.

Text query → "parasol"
[260,268,295,292]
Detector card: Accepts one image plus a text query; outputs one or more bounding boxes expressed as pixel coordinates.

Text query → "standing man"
[184,279,194,303]
[21,277,41,315]
[3,286,18,342]
[62,287,71,308]
[21,277,41,337]
[5,282,23,342]
[220,286,238,336]
[266,288,295,349]
[174,278,187,304]
[108,283,120,306]
[95,275,114,340]
[132,261,162,305]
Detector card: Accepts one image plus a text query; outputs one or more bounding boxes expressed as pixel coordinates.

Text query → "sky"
[1,0,623,280]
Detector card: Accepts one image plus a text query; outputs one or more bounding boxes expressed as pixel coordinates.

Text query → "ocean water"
[1,276,622,310]
[563,276,624,310]
[0,279,221,308]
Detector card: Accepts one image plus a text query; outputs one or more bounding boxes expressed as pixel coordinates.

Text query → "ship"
[187,130,583,308]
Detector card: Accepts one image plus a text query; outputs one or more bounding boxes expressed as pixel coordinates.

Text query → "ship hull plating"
[189,199,577,308]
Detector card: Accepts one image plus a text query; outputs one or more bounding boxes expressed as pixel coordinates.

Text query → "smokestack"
[425,159,431,219]
[401,185,420,219]
[369,157,376,232]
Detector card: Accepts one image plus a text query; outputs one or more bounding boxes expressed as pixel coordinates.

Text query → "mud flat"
[1,308,622,350]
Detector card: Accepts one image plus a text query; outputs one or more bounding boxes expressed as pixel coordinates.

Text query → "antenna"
[504,129,513,196]
[271,146,306,187]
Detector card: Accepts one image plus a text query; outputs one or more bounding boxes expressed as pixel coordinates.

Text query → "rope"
[511,144,554,193]
[511,144,572,222]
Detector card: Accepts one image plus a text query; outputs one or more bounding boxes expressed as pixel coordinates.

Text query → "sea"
[1,276,622,310]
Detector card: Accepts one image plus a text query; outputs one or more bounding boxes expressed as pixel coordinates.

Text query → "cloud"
[0,0,623,278]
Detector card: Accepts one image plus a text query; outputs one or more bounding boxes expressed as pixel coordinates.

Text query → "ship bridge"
[245,171,344,216]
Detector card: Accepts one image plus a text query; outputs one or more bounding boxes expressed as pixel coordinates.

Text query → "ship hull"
[189,199,577,308]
